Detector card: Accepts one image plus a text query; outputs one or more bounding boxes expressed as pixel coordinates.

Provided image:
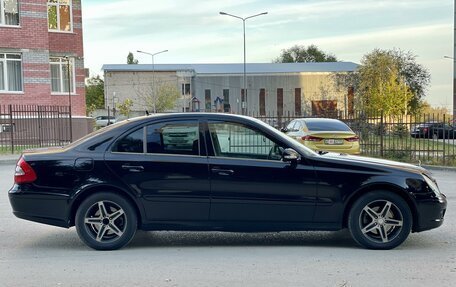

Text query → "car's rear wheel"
[348,191,412,250]
[75,192,137,250]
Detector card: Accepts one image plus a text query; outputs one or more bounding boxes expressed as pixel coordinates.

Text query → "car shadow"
[18,229,440,251]
[127,229,358,249]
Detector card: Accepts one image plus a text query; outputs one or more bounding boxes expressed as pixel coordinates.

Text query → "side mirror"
[280,127,288,133]
[282,148,300,162]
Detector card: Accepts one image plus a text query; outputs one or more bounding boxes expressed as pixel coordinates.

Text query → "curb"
[422,165,456,172]
[0,155,20,165]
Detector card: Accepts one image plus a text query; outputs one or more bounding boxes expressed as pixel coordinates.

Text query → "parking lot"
[0,163,455,287]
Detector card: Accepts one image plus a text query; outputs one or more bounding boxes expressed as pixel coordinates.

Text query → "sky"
[82,0,454,109]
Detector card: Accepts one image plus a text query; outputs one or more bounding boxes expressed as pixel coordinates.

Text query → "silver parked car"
[95,116,116,127]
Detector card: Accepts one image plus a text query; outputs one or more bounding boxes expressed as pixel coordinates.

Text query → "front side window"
[209,122,283,161]
[50,57,75,93]
[0,0,19,26]
[0,53,22,92]
[146,121,199,156]
[47,0,72,31]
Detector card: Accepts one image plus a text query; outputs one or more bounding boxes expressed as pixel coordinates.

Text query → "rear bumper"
[414,195,447,232]
[9,186,71,228]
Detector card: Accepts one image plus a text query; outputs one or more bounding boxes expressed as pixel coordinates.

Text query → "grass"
[360,134,456,166]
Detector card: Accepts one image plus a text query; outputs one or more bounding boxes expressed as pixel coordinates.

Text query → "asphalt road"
[0,163,455,287]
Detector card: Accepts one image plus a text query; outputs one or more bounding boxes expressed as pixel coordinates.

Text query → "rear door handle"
[122,164,144,172]
[211,168,234,176]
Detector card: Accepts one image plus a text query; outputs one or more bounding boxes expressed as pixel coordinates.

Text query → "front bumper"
[414,194,447,232]
[9,186,71,228]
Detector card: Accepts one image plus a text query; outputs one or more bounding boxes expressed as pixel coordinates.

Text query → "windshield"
[305,119,352,132]
[249,117,318,158]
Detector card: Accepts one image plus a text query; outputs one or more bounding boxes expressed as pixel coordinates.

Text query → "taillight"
[346,136,360,142]
[14,157,37,184]
[302,135,323,142]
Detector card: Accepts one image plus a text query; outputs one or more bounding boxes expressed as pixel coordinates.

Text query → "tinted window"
[305,120,352,132]
[146,121,199,155]
[209,122,282,161]
[112,128,144,153]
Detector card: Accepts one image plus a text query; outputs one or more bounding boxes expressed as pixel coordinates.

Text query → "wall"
[0,0,86,116]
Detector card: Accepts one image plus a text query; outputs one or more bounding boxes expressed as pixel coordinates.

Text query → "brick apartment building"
[0,0,85,116]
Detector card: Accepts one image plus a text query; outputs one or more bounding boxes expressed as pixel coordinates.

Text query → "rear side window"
[305,120,352,132]
[146,121,199,156]
[112,128,144,153]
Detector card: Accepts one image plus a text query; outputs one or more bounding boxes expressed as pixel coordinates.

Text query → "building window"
[277,88,283,116]
[259,88,266,116]
[50,57,75,94]
[295,88,301,116]
[0,53,22,92]
[0,0,19,26]
[181,83,190,95]
[205,89,211,111]
[48,0,72,32]
[223,89,230,112]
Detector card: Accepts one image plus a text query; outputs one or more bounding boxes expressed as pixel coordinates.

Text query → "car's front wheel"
[75,192,137,250]
[348,191,412,250]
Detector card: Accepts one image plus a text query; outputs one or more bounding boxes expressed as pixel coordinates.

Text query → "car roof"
[294,118,344,124]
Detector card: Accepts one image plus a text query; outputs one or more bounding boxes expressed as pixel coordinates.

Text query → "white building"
[102,62,358,117]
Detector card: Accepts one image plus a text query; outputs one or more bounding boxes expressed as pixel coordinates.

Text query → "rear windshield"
[305,120,352,132]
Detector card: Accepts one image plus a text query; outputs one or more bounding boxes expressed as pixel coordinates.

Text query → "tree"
[334,49,430,116]
[135,83,180,113]
[116,99,134,118]
[274,44,338,63]
[419,101,451,122]
[389,49,430,113]
[127,52,139,64]
[85,76,105,116]
[154,84,180,112]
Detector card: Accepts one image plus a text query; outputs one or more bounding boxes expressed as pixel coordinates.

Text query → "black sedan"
[9,113,447,250]
[410,122,456,139]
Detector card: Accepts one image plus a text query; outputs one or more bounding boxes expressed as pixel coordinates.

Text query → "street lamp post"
[444,56,455,118]
[219,11,268,115]
[64,56,73,142]
[137,49,168,113]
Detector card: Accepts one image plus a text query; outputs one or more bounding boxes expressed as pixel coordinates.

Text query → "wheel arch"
[342,183,418,231]
[68,184,143,228]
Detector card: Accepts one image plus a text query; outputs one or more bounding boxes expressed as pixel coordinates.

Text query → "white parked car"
[95,116,116,127]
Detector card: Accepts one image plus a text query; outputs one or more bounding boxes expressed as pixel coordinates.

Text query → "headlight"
[423,175,441,196]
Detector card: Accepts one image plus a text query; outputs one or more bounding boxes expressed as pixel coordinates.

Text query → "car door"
[205,119,317,224]
[104,119,210,221]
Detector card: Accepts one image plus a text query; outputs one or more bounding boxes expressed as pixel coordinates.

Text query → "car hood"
[318,152,427,175]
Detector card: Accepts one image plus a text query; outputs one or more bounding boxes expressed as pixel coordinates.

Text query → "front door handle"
[211,168,234,176]
[122,164,144,172]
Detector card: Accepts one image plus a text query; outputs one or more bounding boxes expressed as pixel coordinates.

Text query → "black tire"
[75,192,137,250]
[348,191,412,250]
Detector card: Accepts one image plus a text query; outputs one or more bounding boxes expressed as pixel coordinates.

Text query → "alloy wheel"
[83,200,127,243]
[359,200,403,244]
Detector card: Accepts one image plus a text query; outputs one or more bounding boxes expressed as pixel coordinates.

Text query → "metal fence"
[0,105,71,154]
[249,111,456,166]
